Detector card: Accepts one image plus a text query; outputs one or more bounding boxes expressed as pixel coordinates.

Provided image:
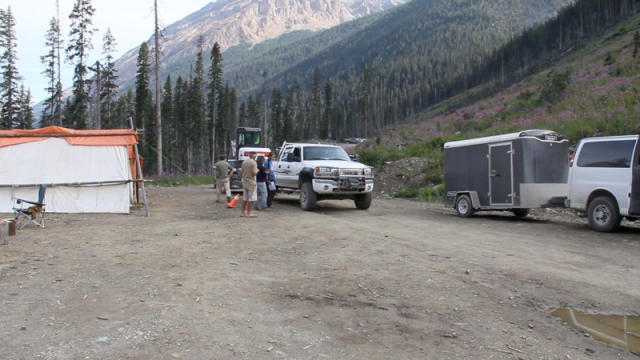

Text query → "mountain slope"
[354,11,640,195]
[227,0,572,140]
[113,0,406,91]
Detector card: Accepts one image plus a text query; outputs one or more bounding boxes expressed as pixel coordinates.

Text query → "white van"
[567,135,640,232]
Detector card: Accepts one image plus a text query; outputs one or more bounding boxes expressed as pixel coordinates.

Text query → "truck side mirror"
[286,153,294,162]
[349,154,361,162]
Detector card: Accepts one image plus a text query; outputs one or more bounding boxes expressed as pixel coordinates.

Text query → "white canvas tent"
[0,126,142,214]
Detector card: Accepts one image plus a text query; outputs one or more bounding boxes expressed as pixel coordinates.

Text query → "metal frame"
[12,186,46,229]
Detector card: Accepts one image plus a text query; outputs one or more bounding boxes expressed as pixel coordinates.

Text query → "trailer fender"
[447,191,480,209]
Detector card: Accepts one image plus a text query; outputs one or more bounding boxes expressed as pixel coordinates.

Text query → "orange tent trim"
[0,126,142,181]
[0,126,138,148]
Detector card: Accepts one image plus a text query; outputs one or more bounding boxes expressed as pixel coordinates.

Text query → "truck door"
[629,137,640,215]
[275,146,296,188]
[489,143,514,205]
[288,147,304,187]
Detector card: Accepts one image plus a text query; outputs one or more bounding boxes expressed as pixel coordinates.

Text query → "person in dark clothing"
[265,152,277,208]
[254,155,269,210]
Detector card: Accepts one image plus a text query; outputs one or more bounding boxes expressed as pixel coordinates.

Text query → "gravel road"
[1,186,639,359]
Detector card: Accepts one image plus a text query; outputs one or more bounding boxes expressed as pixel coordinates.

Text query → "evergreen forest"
[1,0,638,176]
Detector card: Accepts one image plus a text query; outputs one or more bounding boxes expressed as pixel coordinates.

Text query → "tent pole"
[129,117,150,217]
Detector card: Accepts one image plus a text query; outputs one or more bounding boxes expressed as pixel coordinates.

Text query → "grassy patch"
[149,175,215,186]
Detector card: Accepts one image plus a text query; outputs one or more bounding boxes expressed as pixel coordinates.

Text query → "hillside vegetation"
[232,0,572,135]
[360,10,640,198]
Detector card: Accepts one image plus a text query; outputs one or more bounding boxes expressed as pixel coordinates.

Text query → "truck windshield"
[303,146,351,161]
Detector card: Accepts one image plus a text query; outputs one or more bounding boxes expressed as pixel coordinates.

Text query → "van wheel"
[455,195,474,218]
[300,182,317,211]
[587,196,621,232]
[512,208,530,218]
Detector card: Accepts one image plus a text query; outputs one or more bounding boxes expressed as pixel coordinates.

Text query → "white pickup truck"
[273,142,374,211]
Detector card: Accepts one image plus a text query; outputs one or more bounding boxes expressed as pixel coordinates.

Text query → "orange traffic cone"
[227,194,240,208]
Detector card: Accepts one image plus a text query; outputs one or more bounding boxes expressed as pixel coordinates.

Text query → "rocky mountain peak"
[113,0,405,85]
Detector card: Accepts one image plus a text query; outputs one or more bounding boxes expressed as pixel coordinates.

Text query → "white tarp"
[0,138,132,213]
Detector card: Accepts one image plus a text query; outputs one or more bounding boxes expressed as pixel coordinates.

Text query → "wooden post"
[129,117,150,217]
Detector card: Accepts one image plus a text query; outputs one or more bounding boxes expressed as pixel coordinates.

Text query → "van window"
[576,140,636,168]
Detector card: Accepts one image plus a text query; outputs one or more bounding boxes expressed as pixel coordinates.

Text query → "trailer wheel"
[455,195,474,218]
[587,196,621,232]
[512,208,530,218]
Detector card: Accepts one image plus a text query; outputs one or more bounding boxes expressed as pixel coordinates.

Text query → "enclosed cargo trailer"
[444,129,569,217]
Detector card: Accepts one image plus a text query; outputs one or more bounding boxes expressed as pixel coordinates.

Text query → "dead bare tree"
[154,0,163,175]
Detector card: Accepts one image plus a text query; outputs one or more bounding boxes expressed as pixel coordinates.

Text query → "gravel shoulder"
[1,186,639,359]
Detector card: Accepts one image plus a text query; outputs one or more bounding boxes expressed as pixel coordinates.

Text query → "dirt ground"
[1,185,639,360]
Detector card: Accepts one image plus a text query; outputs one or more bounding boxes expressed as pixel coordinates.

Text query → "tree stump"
[0,220,8,245]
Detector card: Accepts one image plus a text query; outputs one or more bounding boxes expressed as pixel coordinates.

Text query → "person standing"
[265,152,276,208]
[240,152,259,217]
[254,155,269,210]
[214,155,235,203]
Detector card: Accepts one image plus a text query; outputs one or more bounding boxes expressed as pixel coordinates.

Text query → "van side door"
[629,136,640,215]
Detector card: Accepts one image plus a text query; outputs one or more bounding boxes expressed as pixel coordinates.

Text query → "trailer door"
[629,137,640,215]
[489,143,514,205]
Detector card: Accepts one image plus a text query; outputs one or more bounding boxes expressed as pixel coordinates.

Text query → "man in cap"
[240,151,259,217]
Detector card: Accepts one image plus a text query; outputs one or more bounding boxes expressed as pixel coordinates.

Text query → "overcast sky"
[0,0,214,104]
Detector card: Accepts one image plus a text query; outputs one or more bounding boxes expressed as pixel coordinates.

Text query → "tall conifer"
[66,0,97,129]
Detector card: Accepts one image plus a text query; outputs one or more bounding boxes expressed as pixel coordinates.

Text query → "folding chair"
[13,185,46,229]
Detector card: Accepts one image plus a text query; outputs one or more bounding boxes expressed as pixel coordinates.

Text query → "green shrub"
[419,187,435,202]
[395,188,420,198]
[604,51,615,65]
[539,69,571,106]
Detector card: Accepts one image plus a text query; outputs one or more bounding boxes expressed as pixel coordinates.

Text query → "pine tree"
[15,85,34,129]
[0,7,22,130]
[216,84,229,155]
[238,101,247,127]
[114,90,134,129]
[322,78,333,139]
[359,67,373,138]
[161,75,174,172]
[208,42,223,162]
[135,42,151,130]
[293,79,306,141]
[40,16,63,126]
[189,39,207,172]
[282,86,295,142]
[226,87,237,154]
[311,66,321,139]
[174,76,188,172]
[135,42,155,173]
[66,0,97,129]
[260,70,269,146]
[100,28,118,128]
[246,94,260,128]
[270,87,283,149]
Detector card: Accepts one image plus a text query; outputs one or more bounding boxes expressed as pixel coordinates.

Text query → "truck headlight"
[364,168,372,176]
[315,167,338,177]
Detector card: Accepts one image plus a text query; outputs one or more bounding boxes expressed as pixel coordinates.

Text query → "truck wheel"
[354,193,372,210]
[455,195,474,218]
[512,208,530,218]
[300,182,317,211]
[587,196,621,232]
